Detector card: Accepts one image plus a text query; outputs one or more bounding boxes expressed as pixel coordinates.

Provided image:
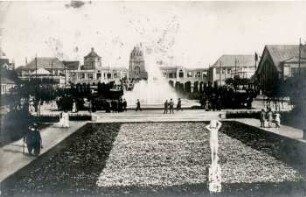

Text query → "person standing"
[266,108,273,128]
[164,100,168,114]
[24,123,43,156]
[136,99,141,111]
[122,99,127,111]
[169,99,174,114]
[118,99,123,112]
[274,112,281,128]
[176,98,182,111]
[260,109,266,128]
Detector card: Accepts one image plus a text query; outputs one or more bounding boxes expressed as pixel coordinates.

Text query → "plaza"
[0,110,306,196]
[1,1,306,197]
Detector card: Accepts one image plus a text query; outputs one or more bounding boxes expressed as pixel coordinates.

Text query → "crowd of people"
[260,107,281,128]
[163,98,182,114]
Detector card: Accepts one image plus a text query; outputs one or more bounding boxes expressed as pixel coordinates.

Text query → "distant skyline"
[0,1,306,68]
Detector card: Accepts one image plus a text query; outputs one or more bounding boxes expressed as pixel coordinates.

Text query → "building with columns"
[68,48,128,85]
[160,66,209,93]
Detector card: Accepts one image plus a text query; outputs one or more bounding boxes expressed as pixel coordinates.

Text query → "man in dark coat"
[136,99,141,111]
[169,99,174,114]
[164,100,168,114]
[24,123,43,156]
[176,98,182,111]
[122,99,127,111]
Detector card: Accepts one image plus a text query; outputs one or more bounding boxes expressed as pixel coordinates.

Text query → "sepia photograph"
[0,0,306,196]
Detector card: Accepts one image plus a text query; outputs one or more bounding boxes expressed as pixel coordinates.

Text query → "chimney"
[91,47,94,52]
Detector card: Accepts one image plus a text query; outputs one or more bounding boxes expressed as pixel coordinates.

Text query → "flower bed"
[97,122,301,188]
[2,122,304,197]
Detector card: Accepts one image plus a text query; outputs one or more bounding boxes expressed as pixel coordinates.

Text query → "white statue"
[206,120,222,193]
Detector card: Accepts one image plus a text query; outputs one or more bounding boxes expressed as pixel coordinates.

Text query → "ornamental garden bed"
[1,122,305,197]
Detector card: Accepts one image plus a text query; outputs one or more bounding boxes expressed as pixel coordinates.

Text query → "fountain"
[124,66,178,107]
[123,44,198,108]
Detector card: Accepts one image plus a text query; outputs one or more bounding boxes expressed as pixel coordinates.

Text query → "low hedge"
[33,113,92,123]
[226,111,260,119]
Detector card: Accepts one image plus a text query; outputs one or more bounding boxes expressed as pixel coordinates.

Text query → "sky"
[0,1,306,68]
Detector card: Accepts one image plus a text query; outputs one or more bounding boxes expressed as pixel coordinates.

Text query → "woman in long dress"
[59,111,70,128]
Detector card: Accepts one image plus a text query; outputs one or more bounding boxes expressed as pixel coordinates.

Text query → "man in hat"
[24,123,43,156]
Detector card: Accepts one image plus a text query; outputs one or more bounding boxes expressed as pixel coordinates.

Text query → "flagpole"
[219,61,222,86]
[298,38,301,76]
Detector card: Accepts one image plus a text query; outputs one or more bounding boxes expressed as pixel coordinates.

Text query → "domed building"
[129,45,148,80]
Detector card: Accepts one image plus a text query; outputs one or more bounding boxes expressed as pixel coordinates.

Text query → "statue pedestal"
[208,163,222,193]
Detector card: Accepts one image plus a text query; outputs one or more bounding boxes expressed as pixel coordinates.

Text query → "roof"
[1,76,16,84]
[282,56,306,64]
[211,55,255,68]
[62,60,80,70]
[23,57,65,70]
[85,48,101,58]
[265,45,306,70]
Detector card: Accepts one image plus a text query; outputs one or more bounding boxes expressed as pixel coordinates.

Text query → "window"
[134,66,140,74]
[97,73,101,79]
[169,73,176,78]
[187,72,193,78]
[81,73,85,79]
[195,72,201,78]
[227,69,231,74]
[216,68,220,74]
[88,73,93,79]
[107,73,112,79]
[114,73,118,78]
[291,68,299,77]
[179,70,184,78]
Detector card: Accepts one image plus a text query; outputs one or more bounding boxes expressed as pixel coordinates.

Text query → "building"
[160,66,209,92]
[18,57,66,84]
[128,45,148,80]
[82,48,102,70]
[0,49,15,70]
[1,76,17,95]
[209,55,257,85]
[68,48,128,85]
[254,45,306,94]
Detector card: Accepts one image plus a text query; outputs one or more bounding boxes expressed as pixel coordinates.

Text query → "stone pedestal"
[208,163,222,193]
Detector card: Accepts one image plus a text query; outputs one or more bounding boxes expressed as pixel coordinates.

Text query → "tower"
[129,45,147,80]
[83,47,101,70]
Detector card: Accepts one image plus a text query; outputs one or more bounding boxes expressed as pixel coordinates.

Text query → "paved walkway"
[0,121,87,183]
[234,118,305,142]
[93,110,225,122]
